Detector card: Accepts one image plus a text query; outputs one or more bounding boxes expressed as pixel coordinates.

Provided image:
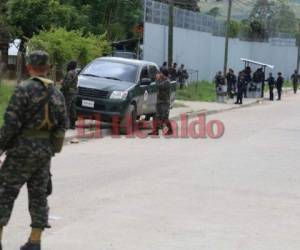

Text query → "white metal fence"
[144,0,226,36]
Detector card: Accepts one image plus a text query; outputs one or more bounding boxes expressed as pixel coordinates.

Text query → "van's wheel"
[120,104,137,135]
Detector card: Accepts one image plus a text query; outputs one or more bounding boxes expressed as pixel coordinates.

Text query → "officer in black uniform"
[291,70,299,94]
[169,63,178,82]
[243,66,252,98]
[226,69,237,99]
[266,72,275,101]
[276,72,284,101]
[235,71,246,104]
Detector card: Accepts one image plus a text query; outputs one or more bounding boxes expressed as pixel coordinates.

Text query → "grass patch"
[0,81,16,126]
[284,81,293,88]
[176,81,216,102]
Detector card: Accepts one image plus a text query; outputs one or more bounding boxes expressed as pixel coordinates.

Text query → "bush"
[27,27,111,68]
[0,83,15,126]
[228,20,241,38]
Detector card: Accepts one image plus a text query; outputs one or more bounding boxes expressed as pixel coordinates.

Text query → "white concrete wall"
[144,22,298,81]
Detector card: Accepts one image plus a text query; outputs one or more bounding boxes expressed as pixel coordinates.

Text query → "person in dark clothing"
[149,68,173,136]
[61,61,78,129]
[169,63,178,82]
[253,68,265,98]
[291,70,299,94]
[243,66,252,98]
[160,62,168,72]
[215,71,226,102]
[226,69,237,99]
[266,73,275,101]
[177,64,189,89]
[235,71,246,104]
[276,72,284,101]
[215,71,226,92]
[259,68,266,98]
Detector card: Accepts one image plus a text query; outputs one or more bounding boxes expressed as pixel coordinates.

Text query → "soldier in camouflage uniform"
[61,61,78,129]
[149,68,173,136]
[0,51,67,250]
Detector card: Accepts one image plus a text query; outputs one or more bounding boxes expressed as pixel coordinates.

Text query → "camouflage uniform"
[0,52,67,230]
[153,79,173,134]
[62,69,78,128]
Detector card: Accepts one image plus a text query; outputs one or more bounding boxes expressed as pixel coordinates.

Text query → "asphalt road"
[4,93,300,250]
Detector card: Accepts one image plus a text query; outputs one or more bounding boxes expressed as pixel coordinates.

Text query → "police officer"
[215,71,226,100]
[177,64,188,90]
[243,66,252,98]
[226,69,237,99]
[61,61,78,129]
[160,61,168,72]
[259,68,266,98]
[149,68,173,136]
[169,62,178,82]
[253,68,265,98]
[276,72,284,101]
[266,72,275,101]
[291,70,299,94]
[235,71,246,104]
[0,51,67,250]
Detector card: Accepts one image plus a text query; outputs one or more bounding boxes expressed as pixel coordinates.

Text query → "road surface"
[4,93,300,250]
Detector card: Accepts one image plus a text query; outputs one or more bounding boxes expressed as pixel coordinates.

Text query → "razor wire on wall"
[144,0,226,36]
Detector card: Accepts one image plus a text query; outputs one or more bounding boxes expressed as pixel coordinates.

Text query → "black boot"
[0,242,2,250]
[20,242,41,250]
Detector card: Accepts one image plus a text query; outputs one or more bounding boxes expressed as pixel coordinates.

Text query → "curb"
[171,99,261,121]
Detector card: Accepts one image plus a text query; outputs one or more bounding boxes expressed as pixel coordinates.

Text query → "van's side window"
[149,66,158,82]
[140,66,149,80]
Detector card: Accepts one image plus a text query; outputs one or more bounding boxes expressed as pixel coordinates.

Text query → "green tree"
[270,1,298,34]
[58,0,143,40]
[6,0,88,43]
[207,7,221,17]
[27,27,111,68]
[249,0,298,36]
[228,20,240,38]
[0,0,12,66]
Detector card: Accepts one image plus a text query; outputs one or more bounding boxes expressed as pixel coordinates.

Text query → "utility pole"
[168,0,174,67]
[297,22,300,72]
[223,0,233,77]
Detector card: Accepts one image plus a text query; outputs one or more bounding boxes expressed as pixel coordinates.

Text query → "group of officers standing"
[160,62,189,89]
[215,66,299,104]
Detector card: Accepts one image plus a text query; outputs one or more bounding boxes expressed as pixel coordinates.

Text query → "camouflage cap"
[27,50,49,66]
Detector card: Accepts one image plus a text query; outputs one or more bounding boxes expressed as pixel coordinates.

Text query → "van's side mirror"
[76,68,82,74]
[141,78,152,86]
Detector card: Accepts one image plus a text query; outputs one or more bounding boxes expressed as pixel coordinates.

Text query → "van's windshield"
[81,60,139,83]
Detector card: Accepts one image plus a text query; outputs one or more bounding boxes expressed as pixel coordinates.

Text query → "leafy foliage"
[207,7,221,17]
[27,28,111,67]
[249,0,298,37]
[228,20,241,38]
[0,83,15,126]
[5,0,143,42]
